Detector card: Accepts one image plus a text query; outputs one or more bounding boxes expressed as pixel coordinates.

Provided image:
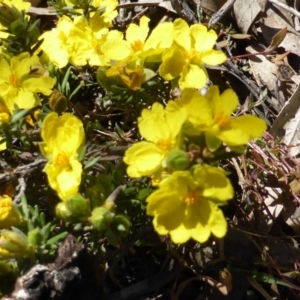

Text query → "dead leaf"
[270,84,300,156]
[231,33,252,39]
[233,0,263,33]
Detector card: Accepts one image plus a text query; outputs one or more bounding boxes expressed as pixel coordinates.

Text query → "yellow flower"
[39,16,75,68]
[101,16,174,63]
[40,13,122,67]
[173,87,267,146]
[0,195,21,228]
[65,0,118,25]
[40,112,85,201]
[147,165,233,243]
[123,102,186,178]
[0,53,55,114]
[106,56,156,90]
[67,14,123,66]
[158,19,226,89]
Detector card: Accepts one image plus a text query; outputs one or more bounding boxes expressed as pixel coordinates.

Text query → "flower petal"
[126,16,150,45]
[124,141,165,177]
[218,115,267,145]
[138,103,173,143]
[159,46,185,81]
[201,50,227,66]
[210,87,238,117]
[193,165,234,201]
[179,63,207,89]
[192,25,217,52]
[45,158,82,201]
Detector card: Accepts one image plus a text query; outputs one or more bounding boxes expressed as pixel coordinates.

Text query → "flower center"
[9,74,20,87]
[58,31,67,42]
[157,139,172,152]
[54,153,70,167]
[186,49,198,62]
[91,37,100,51]
[131,40,143,52]
[213,113,231,128]
[183,191,198,205]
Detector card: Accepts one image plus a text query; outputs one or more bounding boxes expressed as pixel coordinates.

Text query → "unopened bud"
[66,194,90,220]
[0,3,20,28]
[0,230,33,259]
[110,215,131,237]
[89,207,113,231]
[49,90,68,114]
[165,149,190,170]
[28,228,43,246]
[55,202,73,222]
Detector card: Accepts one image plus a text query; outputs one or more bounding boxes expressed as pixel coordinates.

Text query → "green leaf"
[10,109,31,124]
[46,231,68,245]
[40,223,51,238]
[266,27,287,52]
[84,156,100,170]
[21,194,29,219]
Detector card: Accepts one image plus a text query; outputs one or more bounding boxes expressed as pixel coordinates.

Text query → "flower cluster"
[124,86,267,243]
[39,0,119,68]
[40,1,225,91]
[0,0,268,268]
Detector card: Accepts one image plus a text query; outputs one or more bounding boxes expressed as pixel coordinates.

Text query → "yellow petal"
[22,77,55,96]
[159,46,185,81]
[45,158,82,201]
[180,88,212,129]
[210,87,238,117]
[138,103,174,143]
[101,39,131,61]
[41,112,84,157]
[192,26,217,52]
[208,204,227,238]
[173,18,191,50]
[218,115,267,145]
[179,63,208,90]
[194,165,234,201]
[201,50,227,66]
[144,21,174,51]
[126,16,150,45]
[124,142,165,177]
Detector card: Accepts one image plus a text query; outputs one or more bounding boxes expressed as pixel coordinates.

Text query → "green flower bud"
[165,149,190,170]
[66,194,91,221]
[49,90,68,114]
[0,259,18,278]
[88,207,113,231]
[0,230,34,259]
[55,202,74,222]
[0,3,20,28]
[110,215,131,237]
[27,228,43,246]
